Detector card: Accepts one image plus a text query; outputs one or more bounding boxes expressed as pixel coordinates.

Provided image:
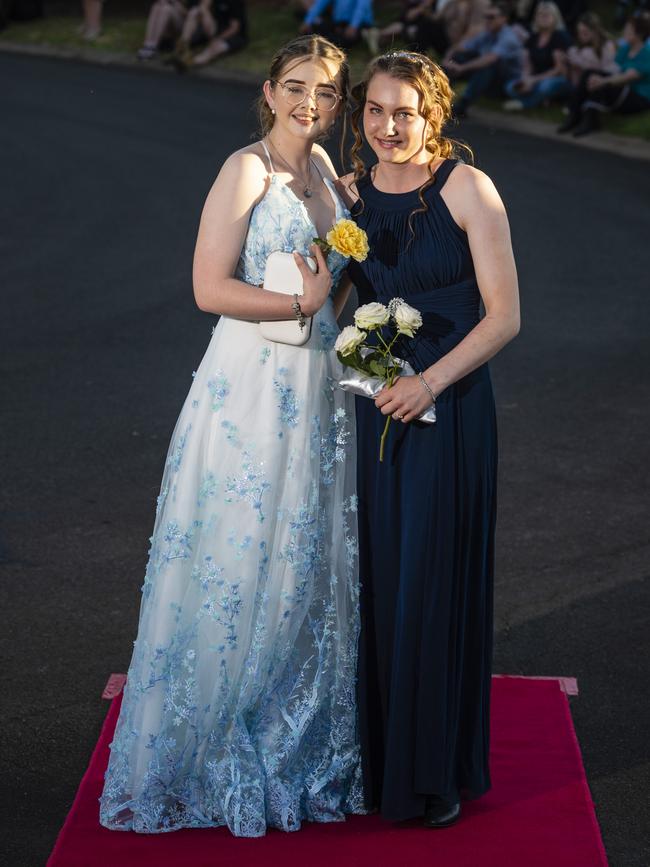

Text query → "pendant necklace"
[267,135,315,198]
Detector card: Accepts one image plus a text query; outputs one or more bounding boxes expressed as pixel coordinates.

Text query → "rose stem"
[378,368,397,463]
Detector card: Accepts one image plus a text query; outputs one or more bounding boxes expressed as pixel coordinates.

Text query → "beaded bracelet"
[418,371,436,406]
[291,293,306,331]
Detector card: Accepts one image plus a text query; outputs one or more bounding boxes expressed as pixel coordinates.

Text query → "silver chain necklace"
[266,135,315,198]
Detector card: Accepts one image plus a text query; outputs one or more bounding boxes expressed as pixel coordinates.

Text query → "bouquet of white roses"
[334,299,436,462]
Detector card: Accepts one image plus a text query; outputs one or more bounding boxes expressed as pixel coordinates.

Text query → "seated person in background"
[615,0,650,28]
[442,0,490,55]
[443,1,524,116]
[563,12,618,87]
[503,1,571,109]
[300,0,374,47]
[368,0,488,58]
[81,0,104,41]
[553,0,587,34]
[137,0,189,61]
[558,11,650,135]
[368,0,437,54]
[171,0,247,70]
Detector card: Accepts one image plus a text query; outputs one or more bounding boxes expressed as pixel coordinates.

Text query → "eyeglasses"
[271,79,342,112]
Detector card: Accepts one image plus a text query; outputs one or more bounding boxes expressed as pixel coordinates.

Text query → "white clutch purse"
[260,251,316,346]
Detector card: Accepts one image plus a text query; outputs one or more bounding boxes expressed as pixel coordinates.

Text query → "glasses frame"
[270,79,342,112]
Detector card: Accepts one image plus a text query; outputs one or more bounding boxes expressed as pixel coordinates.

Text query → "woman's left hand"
[375,375,435,424]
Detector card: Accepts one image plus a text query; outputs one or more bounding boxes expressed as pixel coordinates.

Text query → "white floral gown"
[99,147,363,837]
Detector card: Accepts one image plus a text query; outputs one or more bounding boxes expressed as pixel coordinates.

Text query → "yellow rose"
[326,219,369,262]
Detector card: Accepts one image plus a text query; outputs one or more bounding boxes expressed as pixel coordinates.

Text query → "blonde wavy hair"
[349,51,472,239]
[532,2,566,33]
[256,35,350,160]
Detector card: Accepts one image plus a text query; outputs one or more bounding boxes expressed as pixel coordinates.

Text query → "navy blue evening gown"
[347,159,497,821]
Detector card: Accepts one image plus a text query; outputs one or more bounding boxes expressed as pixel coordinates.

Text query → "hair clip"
[384,50,426,63]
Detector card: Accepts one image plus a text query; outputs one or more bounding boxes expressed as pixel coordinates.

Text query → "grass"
[1,0,648,141]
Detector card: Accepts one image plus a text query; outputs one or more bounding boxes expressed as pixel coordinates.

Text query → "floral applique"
[224,449,271,523]
[319,321,339,351]
[273,368,299,437]
[167,424,192,472]
[207,370,230,412]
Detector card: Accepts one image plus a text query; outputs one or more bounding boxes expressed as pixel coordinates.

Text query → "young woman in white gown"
[99,35,363,838]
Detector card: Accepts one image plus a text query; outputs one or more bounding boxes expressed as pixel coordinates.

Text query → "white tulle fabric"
[98,161,363,837]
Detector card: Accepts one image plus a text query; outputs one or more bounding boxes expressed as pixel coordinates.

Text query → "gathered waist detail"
[374,278,481,367]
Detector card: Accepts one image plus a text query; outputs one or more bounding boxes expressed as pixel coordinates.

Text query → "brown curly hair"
[256,35,350,161]
[349,51,472,239]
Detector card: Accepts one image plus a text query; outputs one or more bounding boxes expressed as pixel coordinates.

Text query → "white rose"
[390,299,422,338]
[354,302,390,331]
[334,325,367,356]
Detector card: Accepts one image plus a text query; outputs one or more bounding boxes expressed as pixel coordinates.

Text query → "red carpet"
[48,676,608,867]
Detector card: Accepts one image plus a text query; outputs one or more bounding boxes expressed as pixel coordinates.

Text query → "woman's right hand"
[293,244,332,317]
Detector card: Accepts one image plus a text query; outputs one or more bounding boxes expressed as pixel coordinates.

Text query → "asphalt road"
[1,53,649,866]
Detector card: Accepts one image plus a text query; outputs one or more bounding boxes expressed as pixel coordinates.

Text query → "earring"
[271,108,276,115]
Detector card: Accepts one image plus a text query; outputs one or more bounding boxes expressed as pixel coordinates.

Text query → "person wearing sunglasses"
[442,1,524,118]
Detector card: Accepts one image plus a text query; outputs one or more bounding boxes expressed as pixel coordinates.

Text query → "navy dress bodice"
[348,160,497,820]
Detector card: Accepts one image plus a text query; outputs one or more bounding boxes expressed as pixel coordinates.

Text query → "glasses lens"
[315,91,338,110]
[283,84,308,104]
[281,83,338,110]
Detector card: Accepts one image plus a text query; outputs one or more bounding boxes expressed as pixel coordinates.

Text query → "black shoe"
[557,114,579,134]
[572,109,600,137]
[423,795,461,828]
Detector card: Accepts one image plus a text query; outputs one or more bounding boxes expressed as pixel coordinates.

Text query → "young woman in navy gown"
[338,50,520,828]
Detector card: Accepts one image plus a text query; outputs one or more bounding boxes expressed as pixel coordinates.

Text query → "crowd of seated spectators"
[7,0,641,136]
[136,0,248,72]
[349,0,650,135]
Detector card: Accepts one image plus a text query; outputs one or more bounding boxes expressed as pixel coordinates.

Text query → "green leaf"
[369,359,389,378]
[312,237,330,253]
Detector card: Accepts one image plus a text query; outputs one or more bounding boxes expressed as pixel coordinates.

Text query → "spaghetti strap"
[260,139,275,174]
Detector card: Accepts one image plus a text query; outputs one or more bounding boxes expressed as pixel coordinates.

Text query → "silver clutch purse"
[338,355,436,424]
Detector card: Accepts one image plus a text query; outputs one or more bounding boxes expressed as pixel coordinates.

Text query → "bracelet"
[291,293,306,331]
[417,371,436,406]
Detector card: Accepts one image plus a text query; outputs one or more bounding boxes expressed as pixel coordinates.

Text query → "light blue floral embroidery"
[197,472,219,507]
[319,321,339,351]
[221,419,242,449]
[156,485,169,516]
[159,519,201,566]
[317,407,350,487]
[227,530,253,560]
[207,370,230,412]
[259,347,271,366]
[273,372,299,435]
[224,449,271,523]
[167,424,192,472]
[202,579,243,651]
[191,555,224,592]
